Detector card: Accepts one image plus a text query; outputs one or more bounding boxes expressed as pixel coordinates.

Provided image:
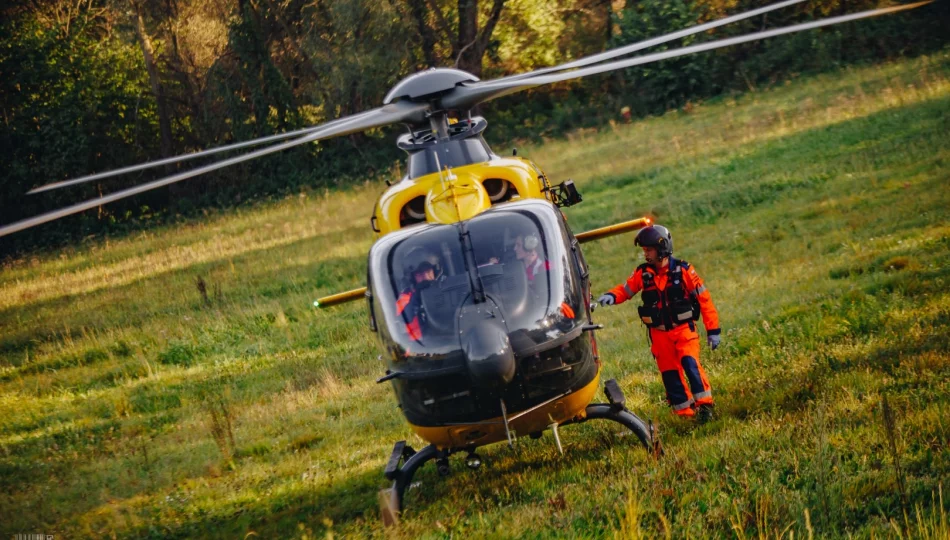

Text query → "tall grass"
[1,50,948,537]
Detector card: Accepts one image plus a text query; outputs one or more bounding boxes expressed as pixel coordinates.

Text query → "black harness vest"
[637,258,700,331]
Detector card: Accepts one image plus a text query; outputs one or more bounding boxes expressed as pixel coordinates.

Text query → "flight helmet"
[634,225,673,258]
[403,246,442,282]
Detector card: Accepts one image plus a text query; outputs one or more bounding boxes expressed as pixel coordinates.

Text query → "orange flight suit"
[608,258,720,417]
[395,288,424,341]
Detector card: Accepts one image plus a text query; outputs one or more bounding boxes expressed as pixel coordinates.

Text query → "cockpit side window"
[374,226,472,353]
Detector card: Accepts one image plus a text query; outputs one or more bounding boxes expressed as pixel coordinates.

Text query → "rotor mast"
[429,111,452,141]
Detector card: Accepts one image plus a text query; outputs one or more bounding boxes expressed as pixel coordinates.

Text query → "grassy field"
[2,49,949,538]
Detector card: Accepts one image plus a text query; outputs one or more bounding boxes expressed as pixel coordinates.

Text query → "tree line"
[1,0,946,254]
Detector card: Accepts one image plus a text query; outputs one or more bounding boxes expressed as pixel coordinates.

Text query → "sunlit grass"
[1,50,948,538]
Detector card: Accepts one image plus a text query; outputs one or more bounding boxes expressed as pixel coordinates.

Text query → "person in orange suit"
[598,225,721,422]
[396,249,439,342]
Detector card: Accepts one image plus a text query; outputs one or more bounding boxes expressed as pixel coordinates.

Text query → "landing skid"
[380,379,659,520]
[561,378,663,455]
[380,442,440,524]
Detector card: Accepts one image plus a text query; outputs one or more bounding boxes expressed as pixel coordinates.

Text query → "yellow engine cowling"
[374,158,549,234]
[425,173,491,224]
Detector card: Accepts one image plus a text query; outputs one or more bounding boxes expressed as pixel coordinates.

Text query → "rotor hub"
[383,68,479,105]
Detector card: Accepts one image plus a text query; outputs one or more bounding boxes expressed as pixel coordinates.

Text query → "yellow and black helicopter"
[0,0,929,514]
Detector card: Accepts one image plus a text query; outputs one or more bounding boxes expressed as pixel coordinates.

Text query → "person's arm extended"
[601,267,644,305]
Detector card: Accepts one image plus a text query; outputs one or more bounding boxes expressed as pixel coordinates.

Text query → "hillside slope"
[1,50,948,538]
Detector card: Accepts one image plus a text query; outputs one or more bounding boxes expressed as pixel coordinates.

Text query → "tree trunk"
[455,0,505,78]
[456,0,478,73]
[474,0,505,68]
[131,0,173,162]
[407,0,439,67]
[162,3,203,147]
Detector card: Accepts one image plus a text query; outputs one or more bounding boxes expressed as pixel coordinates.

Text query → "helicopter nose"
[462,320,515,388]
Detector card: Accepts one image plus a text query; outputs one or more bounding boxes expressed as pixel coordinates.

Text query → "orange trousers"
[649,324,713,416]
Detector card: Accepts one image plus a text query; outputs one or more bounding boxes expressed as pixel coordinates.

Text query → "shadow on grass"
[104,420,656,538]
[0,342,391,531]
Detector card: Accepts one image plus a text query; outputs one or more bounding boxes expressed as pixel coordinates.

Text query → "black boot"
[696,404,714,424]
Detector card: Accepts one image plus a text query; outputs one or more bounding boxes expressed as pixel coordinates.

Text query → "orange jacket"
[396,289,423,341]
[608,259,720,333]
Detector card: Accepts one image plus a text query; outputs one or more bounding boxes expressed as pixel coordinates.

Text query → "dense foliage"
[1,0,947,253]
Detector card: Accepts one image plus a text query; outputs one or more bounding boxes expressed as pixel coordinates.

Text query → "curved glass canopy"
[369,199,584,362]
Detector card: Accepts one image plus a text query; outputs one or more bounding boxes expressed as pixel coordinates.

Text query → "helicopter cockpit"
[369,199,585,362]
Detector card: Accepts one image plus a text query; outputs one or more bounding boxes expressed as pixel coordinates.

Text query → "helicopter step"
[604,378,626,410]
[383,440,415,481]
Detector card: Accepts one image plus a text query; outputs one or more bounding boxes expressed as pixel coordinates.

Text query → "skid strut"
[381,441,439,522]
[561,379,657,453]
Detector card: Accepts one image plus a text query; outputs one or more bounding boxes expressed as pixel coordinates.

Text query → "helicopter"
[0,0,930,516]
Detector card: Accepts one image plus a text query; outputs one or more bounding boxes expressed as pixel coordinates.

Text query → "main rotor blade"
[494,0,805,84]
[443,1,932,110]
[26,109,380,195]
[0,101,428,238]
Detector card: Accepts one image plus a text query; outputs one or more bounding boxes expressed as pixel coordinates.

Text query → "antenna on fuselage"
[433,152,445,190]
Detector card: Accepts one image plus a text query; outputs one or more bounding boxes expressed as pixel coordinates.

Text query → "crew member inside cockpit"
[514,234,550,283]
[395,248,440,341]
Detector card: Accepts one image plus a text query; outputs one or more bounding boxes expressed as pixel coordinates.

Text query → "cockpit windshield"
[369,200,583,359]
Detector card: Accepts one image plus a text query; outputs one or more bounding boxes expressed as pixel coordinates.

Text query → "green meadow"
[1,50,948,538]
